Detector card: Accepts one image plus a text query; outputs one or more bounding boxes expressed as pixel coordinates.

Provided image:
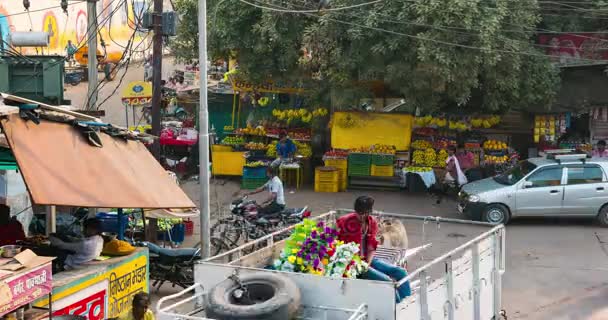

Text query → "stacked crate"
[371,154,395,177]
[324,158,348,191]
[347,153,371,176]
[241,166,268,189]
[314,167,340,192]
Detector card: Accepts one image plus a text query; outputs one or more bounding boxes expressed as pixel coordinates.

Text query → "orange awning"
[0,114,196,209]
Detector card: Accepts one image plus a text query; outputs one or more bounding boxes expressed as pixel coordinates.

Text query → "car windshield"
[494,161,537,185]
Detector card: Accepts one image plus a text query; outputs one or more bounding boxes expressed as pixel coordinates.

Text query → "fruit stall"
[535,112,592,154]
[404,115,517,188]
[316,112,413,191]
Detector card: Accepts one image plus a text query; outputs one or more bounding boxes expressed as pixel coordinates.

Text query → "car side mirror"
[523,181,533,189]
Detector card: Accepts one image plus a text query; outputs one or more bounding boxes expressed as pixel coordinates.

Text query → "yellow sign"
[35,253,148,319]
[228,74,305,94]
[42,12,59,50]
[331,111,413,150]
[121,81,152,106]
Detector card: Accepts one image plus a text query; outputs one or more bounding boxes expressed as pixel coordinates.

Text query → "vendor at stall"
[245,166,286,216]
[456,145,481,182]
[49,218,104,270]
[337,196,411,302]
[271,131,297,167]
[446,146,468,187]
[0,204,25,246]
[593,140,608,158]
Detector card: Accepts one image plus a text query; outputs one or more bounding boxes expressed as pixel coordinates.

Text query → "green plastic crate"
[241,178,268,189]
[372,154,394,166]
[348,153,372,166]
[348,163,370,176]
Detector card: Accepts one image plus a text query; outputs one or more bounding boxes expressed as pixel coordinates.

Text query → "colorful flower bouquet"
[273,219,368,278]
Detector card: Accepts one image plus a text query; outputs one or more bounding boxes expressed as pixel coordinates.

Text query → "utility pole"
[150,0,163,160]
[87,0,98,109]
[198,0,211,259]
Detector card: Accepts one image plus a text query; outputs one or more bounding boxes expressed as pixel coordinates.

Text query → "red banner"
[0,263,52,316]
[53,290,106,320]
[538,33,608,64]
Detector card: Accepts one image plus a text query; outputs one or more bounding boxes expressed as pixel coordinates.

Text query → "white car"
[459,153,608,225]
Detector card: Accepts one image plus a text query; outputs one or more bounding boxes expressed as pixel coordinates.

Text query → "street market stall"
[0,93,197,319]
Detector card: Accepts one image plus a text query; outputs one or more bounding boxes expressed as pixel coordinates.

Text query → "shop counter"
[34,248,148,320]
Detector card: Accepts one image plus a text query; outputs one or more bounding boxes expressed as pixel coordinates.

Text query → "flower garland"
[273,219,368,278]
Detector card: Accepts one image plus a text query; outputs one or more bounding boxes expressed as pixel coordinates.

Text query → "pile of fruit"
[370,144,396,155]
[470,116,501,128]
[266,142,277,157]
[244,161,266,168]
[404,166,433,172]
[484,155,509,164]
[221,136,245,145]
[272,108,327,124]
[411,140,433,150]
[448,121,469,131]
[324,149,349,159]
[412,148,437,167]
[483,140,508,150]
[236,126,267,136]
[245,142,267,150]
[433,138,457,149]
[436,149,449,167]
[295,141,313,157]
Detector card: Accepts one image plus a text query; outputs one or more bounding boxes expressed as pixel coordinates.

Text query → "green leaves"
[170,0,560,112]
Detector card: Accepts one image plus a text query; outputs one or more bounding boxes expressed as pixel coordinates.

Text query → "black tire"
[482,204,510,225]
[597,205,608,227]
[206,272,301,320]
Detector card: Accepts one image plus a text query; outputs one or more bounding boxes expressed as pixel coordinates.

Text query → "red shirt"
[336,213,379,257]
[0,220,25,246]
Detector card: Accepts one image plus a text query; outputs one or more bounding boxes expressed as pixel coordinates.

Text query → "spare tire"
[206,272,301,320]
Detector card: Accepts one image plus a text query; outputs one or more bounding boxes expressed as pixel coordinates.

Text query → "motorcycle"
[141,241,201,292]
[210,196,310,254]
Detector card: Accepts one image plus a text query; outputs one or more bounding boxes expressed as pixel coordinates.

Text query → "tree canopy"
[170,0,566,112]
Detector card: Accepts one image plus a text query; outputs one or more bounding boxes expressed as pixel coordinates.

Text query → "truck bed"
[157,210,505,320]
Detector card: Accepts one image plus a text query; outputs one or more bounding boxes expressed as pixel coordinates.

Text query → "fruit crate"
[348,153,372,166]
[314,180,340,193]
[371,164,395,177]
[372,154,394,166]
[243,166,267,179]
[348,163,370,176]
[315,167,340,183]
[241,177,267,190]
[324,159,347,191]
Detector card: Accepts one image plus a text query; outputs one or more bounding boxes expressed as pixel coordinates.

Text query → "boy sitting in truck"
[337,196,411,302]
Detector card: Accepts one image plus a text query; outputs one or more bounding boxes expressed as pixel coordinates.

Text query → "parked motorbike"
[140,241,200,292]
[229,195,311,231]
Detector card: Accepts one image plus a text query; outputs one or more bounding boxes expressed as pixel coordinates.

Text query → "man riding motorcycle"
[244,166,285,216]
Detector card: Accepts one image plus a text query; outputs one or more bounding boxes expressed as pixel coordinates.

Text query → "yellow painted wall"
[331,111,413,150]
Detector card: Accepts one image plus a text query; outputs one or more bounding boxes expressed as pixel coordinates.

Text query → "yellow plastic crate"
[371,164,394,177]
[315,167,340,183]
[324,158,347,169]
[314,181,340,193]
[212,151,247,175]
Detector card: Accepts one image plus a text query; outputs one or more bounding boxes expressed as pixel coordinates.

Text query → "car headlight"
[468,195,480,203]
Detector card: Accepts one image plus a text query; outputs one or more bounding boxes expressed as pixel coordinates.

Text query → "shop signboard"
[35,250,148,319]
[121,81,153,107]
[538,33,608,66]
[0,263,52,316]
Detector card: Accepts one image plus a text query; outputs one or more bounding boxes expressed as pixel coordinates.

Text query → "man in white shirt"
[245,166,286,216]
[50,219,104,270]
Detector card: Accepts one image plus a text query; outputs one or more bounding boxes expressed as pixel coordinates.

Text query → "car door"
[562,164,607,216]
[515,165,565,216]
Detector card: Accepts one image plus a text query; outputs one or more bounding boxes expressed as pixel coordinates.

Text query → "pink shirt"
[456,151,475,170]
[593,149,608,158]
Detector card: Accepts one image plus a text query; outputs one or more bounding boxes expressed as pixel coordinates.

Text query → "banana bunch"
[412,148,437,167]
[411,140,432,150]
[295,141,312,157]
[267,141,278,157]
[312,108,329,117]
[436,149,448,167]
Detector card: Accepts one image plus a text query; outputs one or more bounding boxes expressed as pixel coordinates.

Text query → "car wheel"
[596,205,608,227]
[206,272,301,320]
[482,204,510,225]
